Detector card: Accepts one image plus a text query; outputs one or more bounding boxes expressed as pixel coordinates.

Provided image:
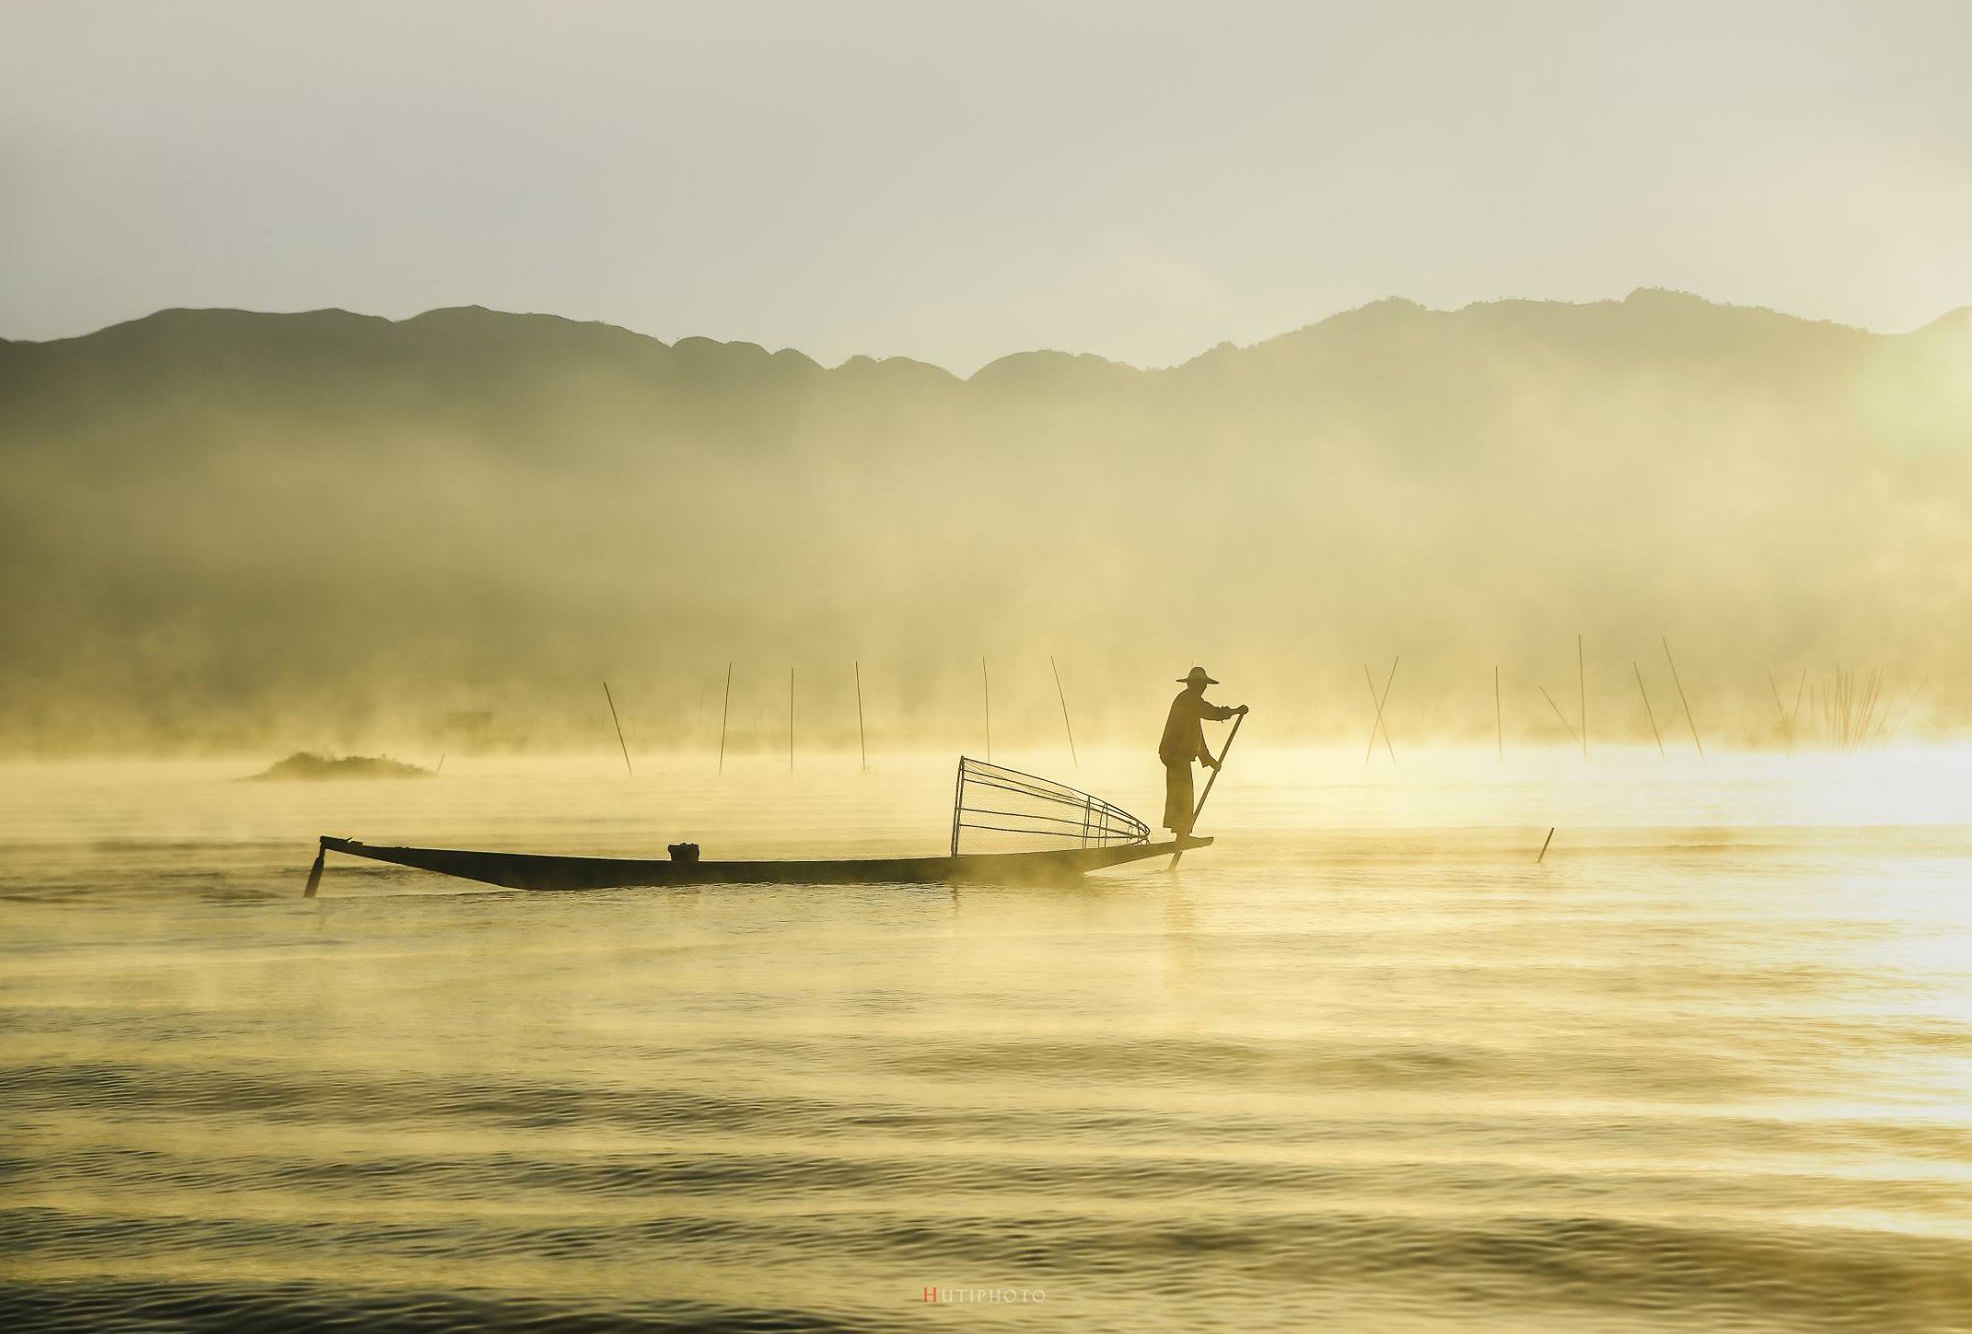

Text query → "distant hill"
[2,292,1969,752]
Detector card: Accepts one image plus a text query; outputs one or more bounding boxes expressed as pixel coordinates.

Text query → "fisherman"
[1160,667,1247,836]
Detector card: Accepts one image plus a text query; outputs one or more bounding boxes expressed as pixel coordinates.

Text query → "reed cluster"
[1812,668,1890,752]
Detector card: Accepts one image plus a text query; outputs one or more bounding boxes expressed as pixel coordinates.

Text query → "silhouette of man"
[1160,667,1247,836]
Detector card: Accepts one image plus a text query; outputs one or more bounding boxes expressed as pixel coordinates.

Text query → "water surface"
[3,749,1970,1331]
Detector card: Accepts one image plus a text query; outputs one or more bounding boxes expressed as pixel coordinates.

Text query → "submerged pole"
[1362,665,1378,765]
[1380,657,1399,762]
[1540,686,1583,749]
[855,661,867,771]
[1495,665,1502,763]
[603,681,633,777]
[1768,670,1793,755]
[1051,655,1079,770]
[1577,634,1588,760]
[717,662,732,776]
[1634,661,1665,759]
[1662,637,1705,760]
[1362,658,1398,765]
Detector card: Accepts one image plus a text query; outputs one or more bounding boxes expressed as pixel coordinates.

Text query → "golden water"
[3,748,1970,1331]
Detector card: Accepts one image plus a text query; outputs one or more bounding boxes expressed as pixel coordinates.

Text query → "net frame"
[948,757,1150,857]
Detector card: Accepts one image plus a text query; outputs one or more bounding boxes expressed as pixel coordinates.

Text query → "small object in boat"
[668,842,701,863]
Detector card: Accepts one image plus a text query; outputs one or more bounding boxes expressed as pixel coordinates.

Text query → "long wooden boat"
[303,756,1211,896]
[308,832,1208,893]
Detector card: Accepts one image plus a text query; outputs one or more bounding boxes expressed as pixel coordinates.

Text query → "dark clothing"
[1159,689,1235,766]
[1159,688,1234,832]
[1163,760,1195,834]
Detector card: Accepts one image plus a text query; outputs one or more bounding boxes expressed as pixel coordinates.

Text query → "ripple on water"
[5,758,1972,1332]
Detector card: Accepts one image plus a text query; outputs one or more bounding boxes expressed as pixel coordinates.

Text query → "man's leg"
[1163,762,1194,834]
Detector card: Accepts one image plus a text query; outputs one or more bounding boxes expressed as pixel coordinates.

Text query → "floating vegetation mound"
[247,752,433,781]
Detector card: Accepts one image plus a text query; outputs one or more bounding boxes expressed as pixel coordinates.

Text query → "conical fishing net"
[948,757,1149,856]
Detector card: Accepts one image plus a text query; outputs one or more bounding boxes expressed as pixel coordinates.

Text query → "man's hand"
[1202,754,1221,771]
[1234,704,1250,716]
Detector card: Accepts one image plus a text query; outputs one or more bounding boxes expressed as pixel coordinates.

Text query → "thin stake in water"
[603,681,633,777]
[982,655,992,763]
[788,668,795,771]
[1540,686,1583,749]
[855,661,867,771]
[717,663,732,776]
[1577,634,1588,760]
[1633,662,1665,758]
[1051,655,1079,771]
[1362,658,1399,764]
[1537,827,1555,863]
[1885,677,1927,743]
[1662,637,1705,760]
[1768,670,1794,755]
[1495,665,1502,763]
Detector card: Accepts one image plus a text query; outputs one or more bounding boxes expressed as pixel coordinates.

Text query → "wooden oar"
[302,838,326,898]
[1172,709,1245,869]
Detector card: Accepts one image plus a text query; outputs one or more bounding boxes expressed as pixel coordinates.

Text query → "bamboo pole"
[1633,662,1665,759]
[1662,637,1705,760]
[855,661,867,771]
[1362,658,1398,764]
[1768,671,1793,755]
[982,656,992,763]
[1577,634,1588,760]
[1539,686,1583,749]
[1885,677,1926,744]
[1362,665,1380,765]
[1495,665,1502,763]
[1050,655,1079,770]
[603,681,633,777]
[1381,657,1398,761]
[717,663,732,776]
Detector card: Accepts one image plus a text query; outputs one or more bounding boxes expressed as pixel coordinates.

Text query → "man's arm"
[1196,701,1249,767]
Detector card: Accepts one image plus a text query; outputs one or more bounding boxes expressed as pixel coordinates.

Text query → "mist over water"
[9,5,1972,1327]
[4,292,1971,754]
[4,749,1969,1331]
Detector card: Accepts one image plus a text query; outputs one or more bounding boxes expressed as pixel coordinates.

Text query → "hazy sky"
[3,0,1968,372]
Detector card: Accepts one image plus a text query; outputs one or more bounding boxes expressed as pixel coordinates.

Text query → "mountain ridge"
[2,288,1936,382]
[1,288,1968,751]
